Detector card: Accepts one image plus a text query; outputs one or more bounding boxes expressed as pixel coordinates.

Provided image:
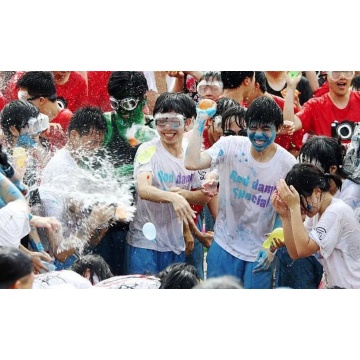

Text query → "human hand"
[167,71,185,78]
[285,71,302,89]
[30,215,61,232]
[253,248,275,273]
[271,190,290,218]
[276,179,300,210]
[171,193,196,226]
[195,231,213,248]
[269,237,285,253]
[201,179,219,197]
[88,204,116,228]
[184,230,194,256]
[30,252,49,273]
[278,120,296,136]
[45,122,63,134]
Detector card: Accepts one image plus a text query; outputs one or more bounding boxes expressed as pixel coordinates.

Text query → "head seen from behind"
[0,247,34,289]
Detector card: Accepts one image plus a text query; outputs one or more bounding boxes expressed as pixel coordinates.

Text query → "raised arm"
[283,72,303,131]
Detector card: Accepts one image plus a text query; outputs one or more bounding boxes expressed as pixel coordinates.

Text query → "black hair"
[193,275,243,289]
[299,135,347,178]
[221,71,254,89]
[67,106,106,136]
[17,71,57,101]
[351,74,360,91]
[285,163,343,210]
[0,247,33,289]
[255,71,267,93]
[221,104,247,134]
[70,254,113,285]
[158,263,200,289]
[199,71,222,82]
[108,71,148,101]
[0,100,40,141]
[245,96,283,130]
[153,92,196,119]
[215,97,240,115]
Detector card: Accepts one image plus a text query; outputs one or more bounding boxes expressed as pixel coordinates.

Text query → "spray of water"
[39,149,136,254]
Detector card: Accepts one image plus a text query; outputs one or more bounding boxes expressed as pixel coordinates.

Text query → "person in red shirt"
[85,71,112,112]
[284,71,360,144]
[52,71,88,112]
[17,71,73,151]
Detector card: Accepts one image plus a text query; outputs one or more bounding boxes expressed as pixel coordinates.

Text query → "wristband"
[28,213,33,221]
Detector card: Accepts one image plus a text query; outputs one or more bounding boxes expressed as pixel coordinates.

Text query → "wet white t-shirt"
[127,138,202,255]
[305,197,360,289]
[205,136,297,261]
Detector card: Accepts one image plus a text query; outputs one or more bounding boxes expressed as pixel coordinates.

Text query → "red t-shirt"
[86,71,112,112]
[3,71,26,102]
[271,95,305,151]
[41,108,73,151]
[313,81,329,98]
[55,72,88,112]
[297,91,360,137]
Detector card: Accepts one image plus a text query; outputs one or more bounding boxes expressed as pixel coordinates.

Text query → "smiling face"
[247,123,277,152]
[155,112,185,146]
[327,71,354,97]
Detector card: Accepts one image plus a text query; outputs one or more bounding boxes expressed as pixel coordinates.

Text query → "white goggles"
[327,71,354,81]
[196,81,223,96]
[154,113,185,129]
[26,113,50,135]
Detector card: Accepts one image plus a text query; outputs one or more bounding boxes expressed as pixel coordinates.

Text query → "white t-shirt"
[0,201,30,247]
[305,197,360,289]
[127,138,202,255]
[93,274,161,289]
[206,136,297,261]
[334,178,360,211]
[33,270,92,289]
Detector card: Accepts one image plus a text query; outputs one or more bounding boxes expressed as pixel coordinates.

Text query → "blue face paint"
[306,204,313,211]
[17,134,38,148]
[247,124,277,152]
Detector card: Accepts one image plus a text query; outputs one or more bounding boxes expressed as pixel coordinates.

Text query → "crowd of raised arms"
[1,70,360,289]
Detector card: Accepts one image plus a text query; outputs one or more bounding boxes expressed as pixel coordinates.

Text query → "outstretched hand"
[276,179,300,210]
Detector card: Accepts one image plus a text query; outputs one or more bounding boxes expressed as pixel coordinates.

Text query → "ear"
[243,77,250,86]
[329,165,338,174]
[83,268,91,280]
[69,129,79,141]
[9,125,19,137]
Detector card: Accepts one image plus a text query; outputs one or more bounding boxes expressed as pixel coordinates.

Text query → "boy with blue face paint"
[185,96,297,288]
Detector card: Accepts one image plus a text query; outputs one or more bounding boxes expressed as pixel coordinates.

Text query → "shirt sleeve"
[308,209,342,259]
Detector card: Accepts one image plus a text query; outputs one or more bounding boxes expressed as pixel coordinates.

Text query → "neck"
[42,101,61,121]
[319,193,332,218]
[329,91,351,108]
[250,143,277,162]
[160,139,183,158]
[222,88,245,103]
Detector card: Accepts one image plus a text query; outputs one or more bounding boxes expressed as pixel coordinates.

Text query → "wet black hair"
[199,71,222,82]
[67,106,106,136]
[0,99,40,142]
[17,71,57,101]
[255,71,267,93]
[70,254,113,285]
[108,71,148,101]
[351,74,360,91]
[245,96,283,130]
[153,92,196,119]
[221,71,254,89]
[299,135,347,178]
[0,247,33,289]
[158,263,200,289]
[221,104,247,135]
[285,163,343,210]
